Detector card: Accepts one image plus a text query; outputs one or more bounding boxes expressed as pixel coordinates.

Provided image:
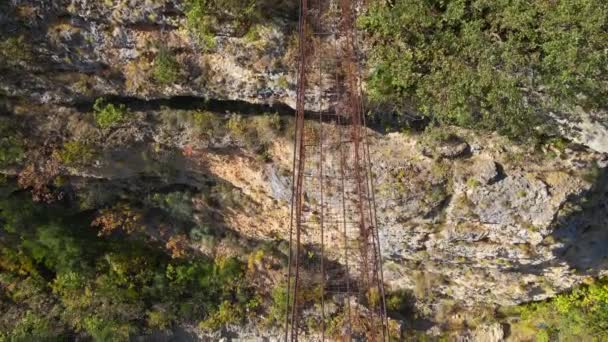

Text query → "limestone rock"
[472,323,505,342]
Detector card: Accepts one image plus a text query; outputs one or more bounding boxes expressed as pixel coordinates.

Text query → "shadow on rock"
[550,165,608,274]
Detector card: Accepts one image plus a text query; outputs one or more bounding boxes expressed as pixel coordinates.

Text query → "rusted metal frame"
[361,138,387,340]
[334,28,353,340]
[359,63,390,342]
[290,92,305,341]
[360,116,389,340]
[339,0,379,339]
[285,0,307,338]
[288,0,311,340]
[353,0,389,339]
[337,97,354,341]
[315,0,327,339]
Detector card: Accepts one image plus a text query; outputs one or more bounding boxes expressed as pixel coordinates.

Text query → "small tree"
[91,203,144,236]
[152,47,181,85]
[93,98,129,129]
[56,141,95,166]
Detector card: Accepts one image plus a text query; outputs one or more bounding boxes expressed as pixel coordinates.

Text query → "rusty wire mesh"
[284,0,388,341]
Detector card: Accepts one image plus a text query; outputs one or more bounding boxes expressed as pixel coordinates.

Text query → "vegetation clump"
[192,110,223,136]
[0,190,257,340]
[152,48,181,85]
[93,98,129,129]
[508,278,608,341]
[0,35,32,65]
[0,118,24,167]
[359,0,608,138]
[184,0,297,49]
[57,141,95,166]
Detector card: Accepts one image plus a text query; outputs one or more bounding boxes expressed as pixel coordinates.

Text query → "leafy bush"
[0,134,23,167]
[0,191,256,339]
[359,0,608,138]
[386,289,416,318]
[0,311,62,342]
[93,98,129,129]
[0,36,32,65]
[192,110,223,136]
[277,75,289,89]
[91,203,144,236]
[145,191,193,222]
[199,300,244,331]
[227,114,247,138]
[146,308,175,330]
[510,278,608,341]
[57,141,95,166]
[152,47,180,85]
[0,118,24,167]
[184,0,297,49]
[267,284,289,325]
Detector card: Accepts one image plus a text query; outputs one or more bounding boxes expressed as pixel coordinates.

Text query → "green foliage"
[386,289,415,318]
[0,190,254,339]
[511,278,608,341]
[192,110,223,136]
[0,119,24,167]
[277,75,289,89]
[146,308,174,330]
[152,48,180,85]
[199,300,244,331]
[184,0,218,49]
[57,141,95,166]
[184,0,297,49]
[0,311,62,342]
[82,316,132,342]
[359,0,608,138]
[0,36,32,65]
[419,124,464,158]
[225,112,282,150]
[227,114,247,138]
[93,98,129,129]
[145,191,194,222]
[420,125,459,146]
[267,283,290,325]
[582,163,603,183]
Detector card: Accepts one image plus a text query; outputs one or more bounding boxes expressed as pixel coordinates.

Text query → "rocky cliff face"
[2,1,608,339]
[2,0,607,153]
[1,0,296,106]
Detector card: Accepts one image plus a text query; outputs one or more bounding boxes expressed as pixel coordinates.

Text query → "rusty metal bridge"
[284,0,389,340]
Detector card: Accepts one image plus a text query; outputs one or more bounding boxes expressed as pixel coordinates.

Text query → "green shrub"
[145,191,193,222]
[0,36,32,64]
[420,125,458,146]
[184,0,220,49]
[359,0,608,138]
[227,114,247,138]
[0,311,61,342]
[146,309,174,330]
[152,48,180,85]
[0,119,24,167]
[277,75,289,89]
[93,98,129,129]
[267,284,290,325]
[57,141,95,166]
[510,278,608,341]
[250,112,281,144]
[83,316,132,342]
[0,135,23,167]
[386,289,415,318]
[184,0,297,48]
[0,192,256,339]
[243,24,270,49]
[199,300,244,331]
[192,110,222,136]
